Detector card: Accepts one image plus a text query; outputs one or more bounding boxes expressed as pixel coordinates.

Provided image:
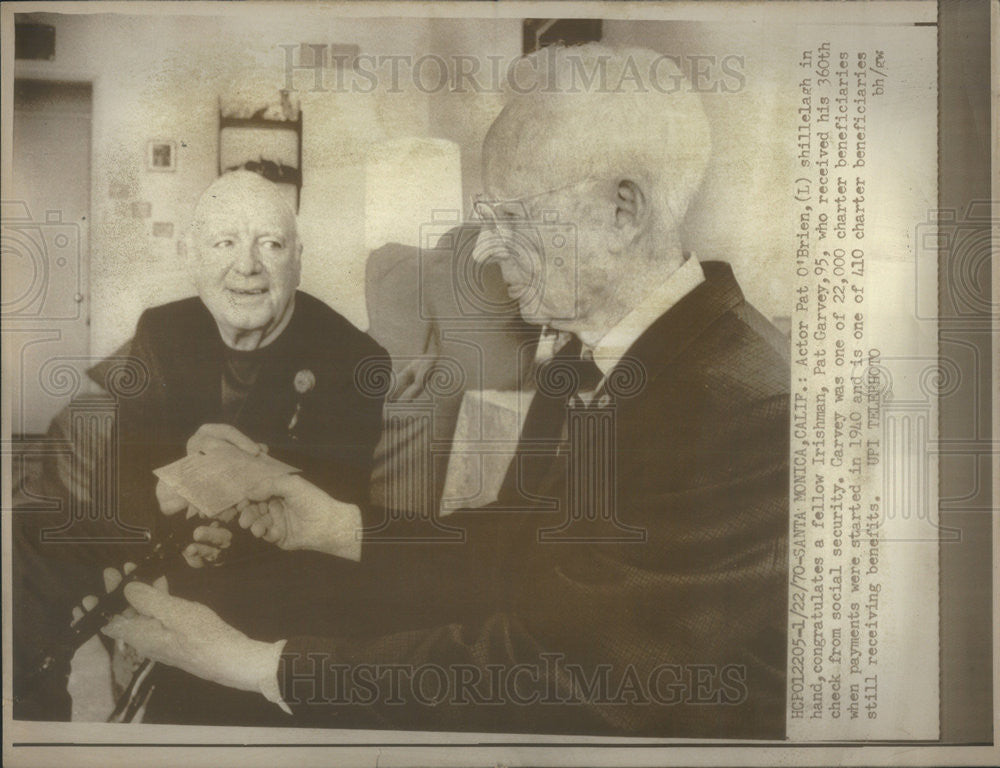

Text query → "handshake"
[159,423,363,566]
[76,423,366,708]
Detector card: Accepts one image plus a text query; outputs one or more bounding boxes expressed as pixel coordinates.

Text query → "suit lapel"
[169,301,224,428]
[236,294,305,438]
[492,263,745,515]
[503,262,746,504]
[607,261,745,391]
[496,337,587,507]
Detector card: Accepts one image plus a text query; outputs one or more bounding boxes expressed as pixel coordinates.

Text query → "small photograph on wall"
[146,139,176,171]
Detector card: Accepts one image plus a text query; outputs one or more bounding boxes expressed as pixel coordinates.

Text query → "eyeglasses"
[471,176,597,240]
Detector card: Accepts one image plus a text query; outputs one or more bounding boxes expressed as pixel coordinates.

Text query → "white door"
[4,80,92,435]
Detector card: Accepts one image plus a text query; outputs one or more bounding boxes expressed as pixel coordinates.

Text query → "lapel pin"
[288,369,316,434]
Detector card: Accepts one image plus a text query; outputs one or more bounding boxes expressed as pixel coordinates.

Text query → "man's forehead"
[192,180,295,233]
[483,109,581,198]
[483,150,563,200]
[195,203,292,231]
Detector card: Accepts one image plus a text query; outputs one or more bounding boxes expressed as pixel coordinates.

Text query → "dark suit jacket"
[279,262,790,739]
[119,291,386,534]
[114,290,387,724]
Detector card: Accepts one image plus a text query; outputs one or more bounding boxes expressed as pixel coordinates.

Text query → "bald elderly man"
[106,170,387,724]
[102,45,789,738]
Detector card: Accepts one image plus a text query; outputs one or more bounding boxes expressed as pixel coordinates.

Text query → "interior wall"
[15,12,437,356]
[13,12,796,367]
[427,18,522,216]
[603,20,797,325]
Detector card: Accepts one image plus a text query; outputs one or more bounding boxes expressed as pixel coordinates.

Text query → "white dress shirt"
[586,253,706,380]
[531,254,705,402]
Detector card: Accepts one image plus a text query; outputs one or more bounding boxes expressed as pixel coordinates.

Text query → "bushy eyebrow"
[493,204,527,218]
[256,232,290,244]
[200,226,288,238]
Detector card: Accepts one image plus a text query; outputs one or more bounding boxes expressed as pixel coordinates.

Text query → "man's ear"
[294,241,303,287]
[614,179,647,232]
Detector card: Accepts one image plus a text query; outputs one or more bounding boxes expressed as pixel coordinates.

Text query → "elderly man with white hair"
[100,45,789,738]
[93,169,388,725]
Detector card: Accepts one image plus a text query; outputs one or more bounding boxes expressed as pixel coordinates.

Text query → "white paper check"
[154,445,301,516]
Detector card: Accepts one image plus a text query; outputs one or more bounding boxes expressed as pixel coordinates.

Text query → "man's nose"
[232,243,262,275]
[471,228,506,264]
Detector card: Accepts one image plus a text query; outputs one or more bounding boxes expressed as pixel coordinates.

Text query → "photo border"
[1,1,994,766]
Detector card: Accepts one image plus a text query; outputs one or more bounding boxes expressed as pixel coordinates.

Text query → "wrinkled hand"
[390,330,442,402]
[392,357,435,402]
[186,423,267,458]
[155,423,264,561]
[72,563,169,625]
[240,475,362,561]
[101,577,279,694]
[72,564,168,697]
[155,479,241,566]
[170,423,266,520]
[155,478,189,517]
[181,521,236,568]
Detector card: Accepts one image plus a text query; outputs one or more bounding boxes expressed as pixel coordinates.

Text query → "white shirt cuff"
[258,639,292,715]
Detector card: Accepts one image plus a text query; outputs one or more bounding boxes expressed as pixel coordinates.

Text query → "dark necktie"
[498,334,602,506]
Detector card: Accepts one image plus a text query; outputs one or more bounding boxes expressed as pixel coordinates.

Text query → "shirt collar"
[586,254,705,378]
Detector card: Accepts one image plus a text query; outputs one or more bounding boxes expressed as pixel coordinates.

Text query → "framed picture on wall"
[218,96,303,210]
[522,18,602,54]
[146,139,177,171]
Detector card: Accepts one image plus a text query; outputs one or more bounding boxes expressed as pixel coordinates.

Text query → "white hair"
[491,43,712,226]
